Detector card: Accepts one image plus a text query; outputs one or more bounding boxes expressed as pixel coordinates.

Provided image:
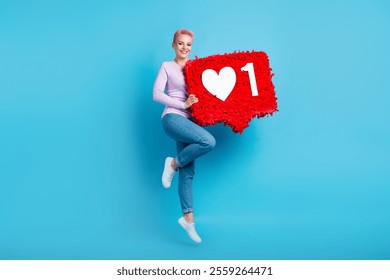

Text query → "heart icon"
[201,67,236,101]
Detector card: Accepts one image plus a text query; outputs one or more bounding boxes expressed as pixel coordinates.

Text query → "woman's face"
[172,34,192,60]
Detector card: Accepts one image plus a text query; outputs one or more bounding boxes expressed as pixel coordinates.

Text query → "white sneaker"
[178,217,202,243]
[162,157,176,189]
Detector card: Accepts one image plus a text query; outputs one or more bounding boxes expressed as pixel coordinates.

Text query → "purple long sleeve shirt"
[153,61,191,119]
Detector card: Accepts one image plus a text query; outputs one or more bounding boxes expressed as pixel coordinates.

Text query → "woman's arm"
[153,64,187,109]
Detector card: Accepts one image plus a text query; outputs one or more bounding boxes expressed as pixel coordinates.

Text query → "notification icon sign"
[184,51,278,133]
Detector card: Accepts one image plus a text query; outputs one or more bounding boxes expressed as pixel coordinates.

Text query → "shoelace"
[167,169,175,181]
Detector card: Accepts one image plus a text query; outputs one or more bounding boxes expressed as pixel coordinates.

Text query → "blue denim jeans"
[162,113,216,214]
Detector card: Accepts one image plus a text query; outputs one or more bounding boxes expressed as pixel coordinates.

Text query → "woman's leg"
[176,141,195,217]
[162,114,216,168]
[162,114,215,243]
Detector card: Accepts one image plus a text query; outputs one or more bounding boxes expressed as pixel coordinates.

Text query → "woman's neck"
[174,58,187,68]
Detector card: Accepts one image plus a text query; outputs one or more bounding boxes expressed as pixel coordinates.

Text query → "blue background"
[1,0,389,259]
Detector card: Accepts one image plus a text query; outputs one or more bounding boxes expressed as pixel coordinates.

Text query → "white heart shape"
[201,67,236,101]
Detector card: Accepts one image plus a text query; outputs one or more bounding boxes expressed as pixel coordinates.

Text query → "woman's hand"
[185,94,198,108]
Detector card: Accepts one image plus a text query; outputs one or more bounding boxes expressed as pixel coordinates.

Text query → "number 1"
[241,62,259,96]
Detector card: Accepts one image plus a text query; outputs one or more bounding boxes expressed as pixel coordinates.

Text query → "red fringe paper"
[184,51,277,134]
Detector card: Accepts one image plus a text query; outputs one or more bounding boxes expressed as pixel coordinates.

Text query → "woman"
[153,29,216,243]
